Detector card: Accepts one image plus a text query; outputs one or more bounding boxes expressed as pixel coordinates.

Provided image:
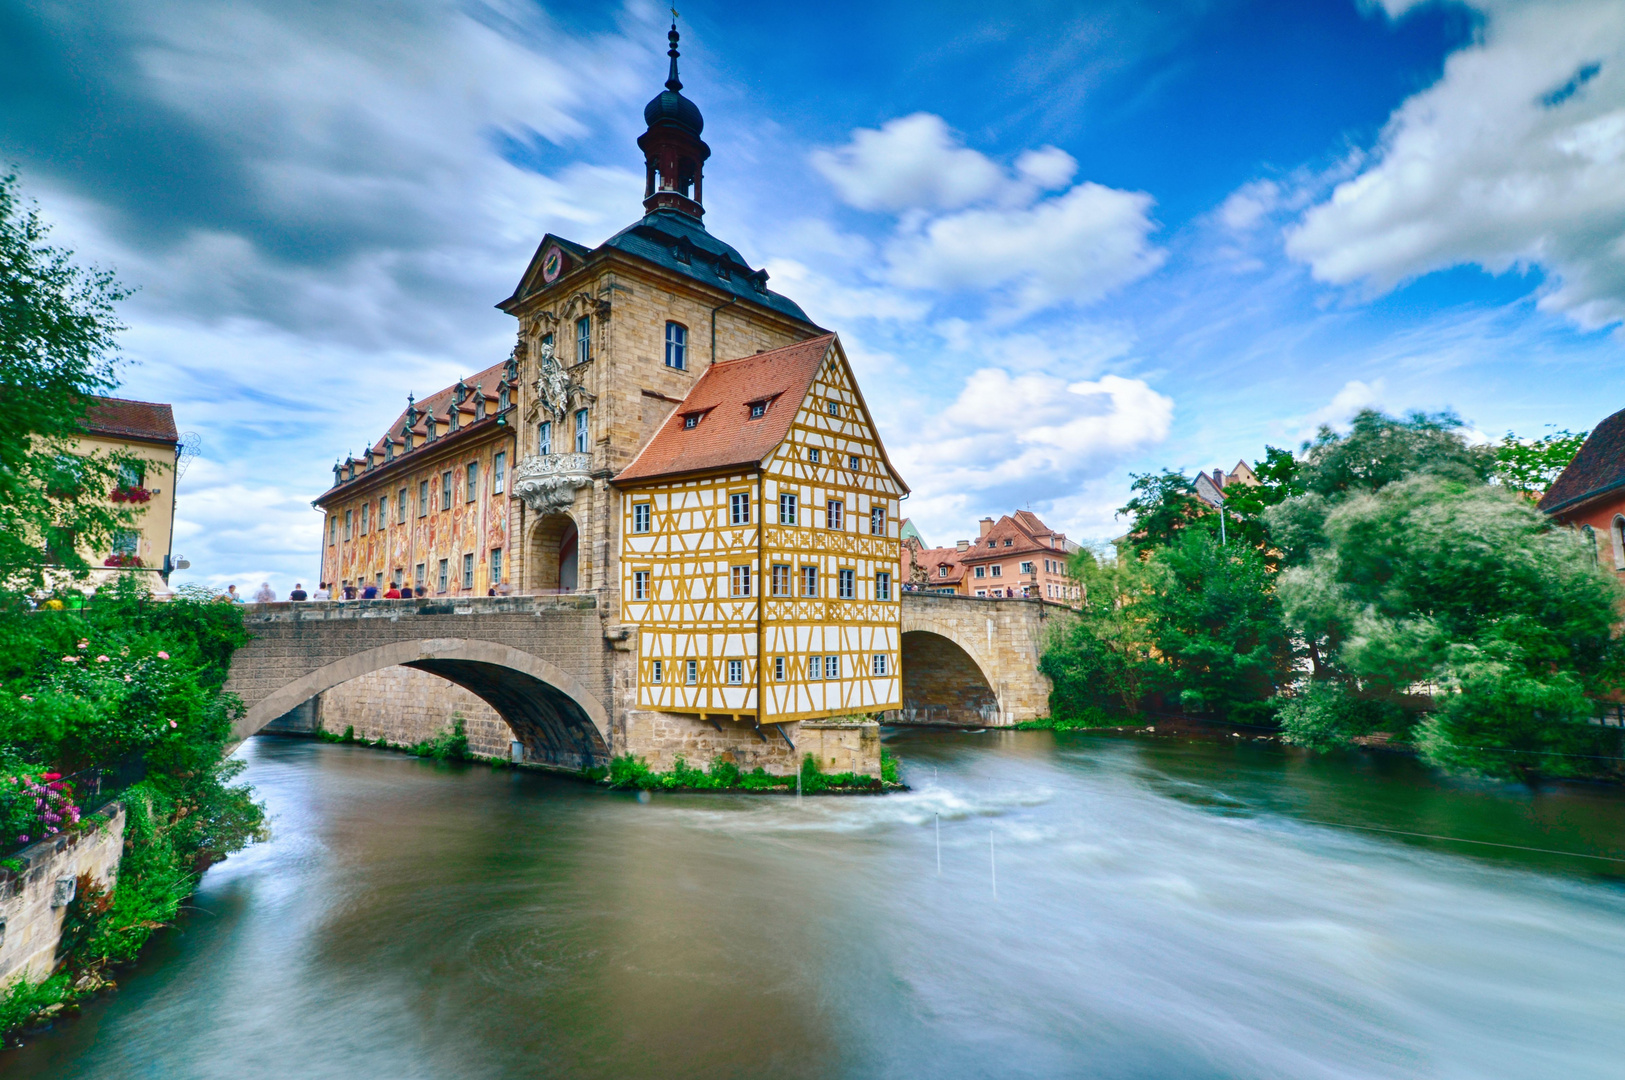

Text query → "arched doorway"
[527,513,579,593]
[900,630,1000,726]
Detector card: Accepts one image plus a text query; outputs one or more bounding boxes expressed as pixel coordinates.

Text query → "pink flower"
[61,655,78,663]
[19,695,31,702]
[124,675,132,683]
[96,655,109,663]
[16,835,27,843]
[76,640,88,650]
[156,651,170,660]
[169,720,178,728]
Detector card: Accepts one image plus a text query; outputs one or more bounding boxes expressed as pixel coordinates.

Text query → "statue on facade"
[534,335,571,422]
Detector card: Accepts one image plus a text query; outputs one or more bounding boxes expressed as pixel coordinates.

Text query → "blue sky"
[3,0,1623,592]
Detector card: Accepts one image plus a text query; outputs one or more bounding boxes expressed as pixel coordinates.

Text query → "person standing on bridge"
[253,582,275,603]
[289,583,308,601]
[384,582,401,599]
[313,582,330,601]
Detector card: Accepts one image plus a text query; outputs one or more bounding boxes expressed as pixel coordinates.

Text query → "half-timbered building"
[615,334,907,728]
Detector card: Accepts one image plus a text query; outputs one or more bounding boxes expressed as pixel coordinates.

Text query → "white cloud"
[884,182,1164,311]
[1217,180,1280,231]
[1295,378,1386,435]
[809,113,1007,212]
[811,113,1163,317]
[1286,0,1625,331]
[892,369,1172,500]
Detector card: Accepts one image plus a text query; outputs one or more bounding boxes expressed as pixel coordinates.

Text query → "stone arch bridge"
[224,593,1066,768]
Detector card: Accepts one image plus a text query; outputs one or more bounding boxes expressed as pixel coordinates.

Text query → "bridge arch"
[235,638,610,768]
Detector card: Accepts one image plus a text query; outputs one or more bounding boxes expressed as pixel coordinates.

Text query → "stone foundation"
[621,712,881,777]
[0,804,126,989]
[309,667,518,759]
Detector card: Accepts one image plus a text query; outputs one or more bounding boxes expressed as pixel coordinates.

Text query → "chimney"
[956,539,970,552]
[1214,468,1225,488]
[979,517,994,537]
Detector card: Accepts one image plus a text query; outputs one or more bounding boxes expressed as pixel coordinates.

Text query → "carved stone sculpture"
[513,452,592,514]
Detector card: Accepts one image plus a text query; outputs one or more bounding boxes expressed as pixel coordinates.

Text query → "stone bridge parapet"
[898,593,1071,726]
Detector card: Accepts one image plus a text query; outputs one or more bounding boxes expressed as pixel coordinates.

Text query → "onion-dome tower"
[637,22,711,219]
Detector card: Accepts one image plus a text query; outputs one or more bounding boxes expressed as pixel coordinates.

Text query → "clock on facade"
[541,245,564,284]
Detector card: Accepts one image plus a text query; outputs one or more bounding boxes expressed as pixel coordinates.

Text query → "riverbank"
[282,726,905,794]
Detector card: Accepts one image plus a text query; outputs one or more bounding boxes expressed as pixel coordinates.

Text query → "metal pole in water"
[796,766,802,805]
[935,813,941,875]
[990,830,998,899]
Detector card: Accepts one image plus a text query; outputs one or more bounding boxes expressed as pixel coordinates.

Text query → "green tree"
[1216,445,1302,555]
[1274,475,1624,773]
[0,172,144,590]
[1143,531,1293,722]
[1118,469,1210,554]
[1039,548,1164,720]
[1493,429,1587,497]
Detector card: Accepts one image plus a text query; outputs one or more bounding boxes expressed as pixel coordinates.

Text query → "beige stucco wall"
[74,433,176,584]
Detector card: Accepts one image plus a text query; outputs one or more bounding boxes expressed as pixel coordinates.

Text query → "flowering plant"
[103,552,143,568]
[0,768,81,851]
[108,485,152,504]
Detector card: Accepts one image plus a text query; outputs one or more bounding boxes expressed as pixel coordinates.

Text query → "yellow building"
[314,360,519,596]
[76,396,181,584]
[615,334,907,726]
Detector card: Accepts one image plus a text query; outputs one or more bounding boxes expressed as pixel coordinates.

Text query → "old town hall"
[313,24,908,769]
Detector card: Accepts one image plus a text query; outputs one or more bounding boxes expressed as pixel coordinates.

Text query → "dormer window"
[426,417,437,442]
[1003,538,1013,547]
[475,393,487,420]
[750,402,765,419]
[498,383,510,411]
[385,441,394,462]
[683,414,700,430]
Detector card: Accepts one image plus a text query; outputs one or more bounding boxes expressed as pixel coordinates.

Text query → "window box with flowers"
[102,552,143,568]
[108,485,152,504]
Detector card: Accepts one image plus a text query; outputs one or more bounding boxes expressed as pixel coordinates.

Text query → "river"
[6,729,1625,1079]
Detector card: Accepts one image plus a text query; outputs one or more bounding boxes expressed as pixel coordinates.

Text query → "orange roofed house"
[616,333,908,727]
[907,511,1080,602]
[1540,406,1625,578]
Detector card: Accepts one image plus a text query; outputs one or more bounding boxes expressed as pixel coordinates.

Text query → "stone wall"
[896,595,1070,725]
[0,804,126,989]
[314,667,516,759]
[619,712,881,777]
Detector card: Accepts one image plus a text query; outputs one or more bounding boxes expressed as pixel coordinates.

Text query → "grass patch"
[600,751,897,793]
[1015,708,1139,731]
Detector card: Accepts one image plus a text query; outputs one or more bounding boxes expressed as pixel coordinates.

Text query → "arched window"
[1611,514,1625,571]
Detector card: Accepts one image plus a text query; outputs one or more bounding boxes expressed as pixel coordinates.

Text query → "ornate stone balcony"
[513,453,592,513]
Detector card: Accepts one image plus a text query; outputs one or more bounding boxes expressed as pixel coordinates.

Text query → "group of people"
[221,580,516,603]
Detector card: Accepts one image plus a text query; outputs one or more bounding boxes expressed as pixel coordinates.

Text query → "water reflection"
[6,731,1625,1079]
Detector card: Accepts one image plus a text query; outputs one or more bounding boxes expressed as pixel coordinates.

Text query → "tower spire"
[666,19,682,92]
[638,14,710,219]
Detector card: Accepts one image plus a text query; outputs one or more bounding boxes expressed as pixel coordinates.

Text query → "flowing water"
[7,729,1625,1079]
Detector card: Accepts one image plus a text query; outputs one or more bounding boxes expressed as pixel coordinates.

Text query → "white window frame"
[779,492,798,525]
[730,492,751,526]
[538,420,552,456]
[801,566,818,597]
[462,552,474,590]
[876,571,891,601]
[727,659,744,685]
[826,499,843,530]
[870,506,885,535]
[825,655,839,679]
[651,659,664,684]
[633,570,650,600]
[808,655,822,680]
[731,565,753,597]
[837,568,855,599]
[493,452,506,495]
[665,321,687,370]
[574,408,589,453]
[771,564,791,597]
[685,659,698,685]
[872,654,888,676]
[466,461,479,503]
[774,656,786,681]
[490,547,503,584]
[633,503,652,534]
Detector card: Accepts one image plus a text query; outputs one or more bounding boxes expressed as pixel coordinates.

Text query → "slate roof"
[615,335,835,484]
[601,210,811,323]
[503,210,813,325]
[1538,407,1625,515]
[317,359,514,501]
[80,396,178,445]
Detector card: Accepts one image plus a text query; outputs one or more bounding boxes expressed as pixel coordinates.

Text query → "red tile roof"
[615,334,836,483]
[1539,407,1625,516]
[80,396,178,445]
[959,512,1070,562]
[369,360,510,458]
[909,545,967,586]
